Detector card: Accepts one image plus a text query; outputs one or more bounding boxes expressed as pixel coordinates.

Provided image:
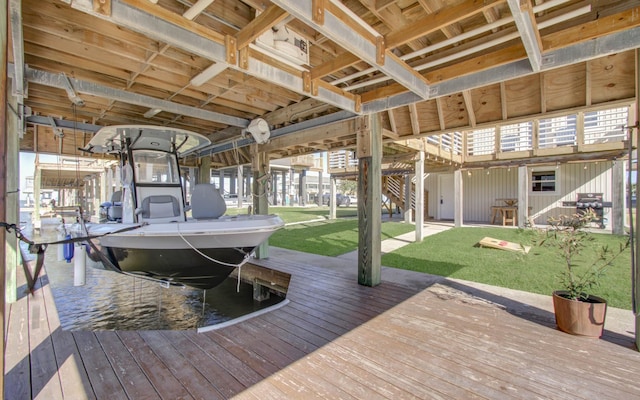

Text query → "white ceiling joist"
[363,26,640,114]
[69,0,358,114]
[270,0,432,100]
[507,0,543,72]
[9,0,25,98]
[11,65,250,128]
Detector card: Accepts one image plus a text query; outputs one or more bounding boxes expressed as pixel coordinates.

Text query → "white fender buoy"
[74,243,86,286]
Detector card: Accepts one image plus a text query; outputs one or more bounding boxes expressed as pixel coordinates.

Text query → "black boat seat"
[191,184,226,219]
[140,195,181,219]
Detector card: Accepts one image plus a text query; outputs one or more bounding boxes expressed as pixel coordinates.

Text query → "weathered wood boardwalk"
[6,252,640,399]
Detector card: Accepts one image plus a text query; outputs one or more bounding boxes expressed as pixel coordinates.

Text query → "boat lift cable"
[175,222,254,292]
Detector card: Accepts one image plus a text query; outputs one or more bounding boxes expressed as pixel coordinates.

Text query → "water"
[20,217,286,331]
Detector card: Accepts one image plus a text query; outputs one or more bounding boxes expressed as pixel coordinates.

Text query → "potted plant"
[539,209,629,338]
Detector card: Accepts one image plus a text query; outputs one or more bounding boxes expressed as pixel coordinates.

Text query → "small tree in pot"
[540,209,629,338]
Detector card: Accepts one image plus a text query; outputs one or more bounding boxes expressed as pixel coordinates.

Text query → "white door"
[438,174,455,220]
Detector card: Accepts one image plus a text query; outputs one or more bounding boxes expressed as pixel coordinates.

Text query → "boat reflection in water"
[45,252,286,331]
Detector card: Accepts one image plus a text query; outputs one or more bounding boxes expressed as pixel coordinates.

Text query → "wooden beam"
[272,0,431,100]
[235,4,289,49]
[462,90,476,127]
[408,103,420,135]
[357,113,382,287]
[252,144,270,258]
[310,52,360,80]
[385,0,506,48]
[1,0,7,391]
[507,0,542,71]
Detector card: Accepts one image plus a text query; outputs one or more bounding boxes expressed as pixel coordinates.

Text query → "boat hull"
[85,214,283,289]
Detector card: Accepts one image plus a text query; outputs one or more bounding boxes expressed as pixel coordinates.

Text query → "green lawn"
[228,206,633,309]
[269,219,415,257]
[381,227,632,310]
[226,205,357,223]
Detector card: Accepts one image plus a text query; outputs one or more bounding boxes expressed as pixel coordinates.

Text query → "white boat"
[80,125,284,290]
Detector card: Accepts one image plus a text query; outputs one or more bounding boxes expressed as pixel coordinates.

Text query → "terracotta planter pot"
[552,290,607,338]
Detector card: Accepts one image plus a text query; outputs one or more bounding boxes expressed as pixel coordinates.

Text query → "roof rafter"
[69,0,359,113]
[271,0,431,100]
[507,0,543,72]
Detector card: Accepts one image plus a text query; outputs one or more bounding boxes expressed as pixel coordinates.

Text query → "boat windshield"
[133,150,180,184]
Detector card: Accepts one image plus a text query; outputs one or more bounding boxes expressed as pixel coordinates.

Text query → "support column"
[237,165,244,208]
[5,59,17,304]
[518,165,529,228]
[329,176,336,220]
[252,145,269,258]
[357,114,382,287]
[404,174,412,223]
[281,170,286,205]
[611,160,625,234]
[218,170,225,194]
[33,158,41,231]
[318,170,323,205]
[245,173,251,203]
[454,169,463,227]
[415,151,424,240]
[229,168,236,195]
[271,171,278,205]
[299,169,307,206]
[288,169,294,206]
[1,0,8,388]
[198,156,211,184]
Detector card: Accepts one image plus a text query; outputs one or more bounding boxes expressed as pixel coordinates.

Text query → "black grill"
[576,193,605,228]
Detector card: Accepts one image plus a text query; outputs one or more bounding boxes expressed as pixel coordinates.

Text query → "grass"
[380,227,632,310]
[269,219,416,257]
[226,205,633,309]
[226,205,358,223]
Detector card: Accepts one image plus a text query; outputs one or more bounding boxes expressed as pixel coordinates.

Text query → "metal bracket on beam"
[47,116,65,138]
[61,73,85,107]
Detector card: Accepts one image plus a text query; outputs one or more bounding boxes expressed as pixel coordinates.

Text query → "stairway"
[382,175,428,217]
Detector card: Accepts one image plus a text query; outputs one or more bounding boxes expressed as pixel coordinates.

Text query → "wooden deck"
[6,252,640,399]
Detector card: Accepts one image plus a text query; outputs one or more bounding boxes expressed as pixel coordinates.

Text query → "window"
[531,170,557,193]
[133,150,180,184]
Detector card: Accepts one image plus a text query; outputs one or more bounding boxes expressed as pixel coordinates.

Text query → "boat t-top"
[80,125,284,290]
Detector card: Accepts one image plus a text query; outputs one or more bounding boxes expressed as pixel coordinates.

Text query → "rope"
[175,222,254,292]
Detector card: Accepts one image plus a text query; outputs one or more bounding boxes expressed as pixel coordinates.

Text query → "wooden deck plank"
[5,283,32,399]
[28,275,64,400]
[6,249,640,400]
[396,294,640,397]
[116,331,195,400]
[72,331,129,400]
[94,331,161,400]
[136,331,224,399]
[40,273,95,400]
[158,331,247,398]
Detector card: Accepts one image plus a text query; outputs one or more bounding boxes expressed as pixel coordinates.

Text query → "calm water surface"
[25,219,285,331]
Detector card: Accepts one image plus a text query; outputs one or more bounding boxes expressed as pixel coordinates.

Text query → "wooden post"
[281,170,286,205]
[299,169,307,206]
[454,169,463,227]
[237,165,244,208]
[198,156,211,184]
[518,165,528,228]
[1,0,8,390]
[415,151,424,240]
[611,160,625,235]
[252,145,269,258]
[404,173,412,223]
[357,114,381,287]
[329,175,336,219]
[5,71,17,304]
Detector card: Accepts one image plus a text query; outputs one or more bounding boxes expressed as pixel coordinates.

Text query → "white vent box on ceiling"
[255,25,310,66]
